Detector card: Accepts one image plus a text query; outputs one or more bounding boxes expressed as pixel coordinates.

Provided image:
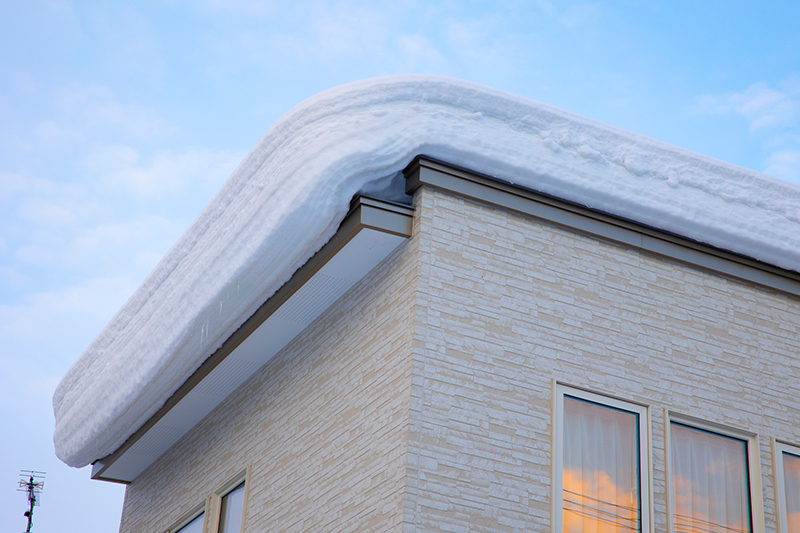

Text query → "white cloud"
[695,82,799,131]
[764,150,800,183]
[0,171,27,199]
[0,356,62,410]
[440,16,534,78]
[397,34,445,69]
[6,175,94,228]
[19,195,86,226]
[25,216,179,269]
[36,84,170,147]
[779,73,800,96]
[694,79,800,184]
[82,145,243,196]
[0,276,138,370]
[2,90,242,297]
[193,0,604,82]
[312,6,389,57]
[0,145,245,326]
[35,119,83,144]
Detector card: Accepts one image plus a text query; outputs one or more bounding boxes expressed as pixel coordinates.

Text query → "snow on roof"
[53,74,800,468]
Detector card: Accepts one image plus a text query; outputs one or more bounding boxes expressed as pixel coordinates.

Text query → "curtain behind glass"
[670,424,751,533]
[784,452,800,533]
[218,482,246,533]
[563,396,640,533]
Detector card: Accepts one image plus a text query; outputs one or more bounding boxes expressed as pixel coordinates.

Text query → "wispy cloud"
[396,34,445,69]
[2,147,240,295]
[191,0,604,85]
[36,84,171,147]
[0,275,139,412]
[81,145,243,196]
[695,82,799,131]
[0,48,241,528]
[764,149,800,183]
[1,77,244,299]
[694,78,800,183]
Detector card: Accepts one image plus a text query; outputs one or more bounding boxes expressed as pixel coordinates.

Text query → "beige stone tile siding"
[403,188,800,533]
[118,185,800,533]
[118,219,422,533]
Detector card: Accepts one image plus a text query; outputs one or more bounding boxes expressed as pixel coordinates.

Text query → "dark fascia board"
[91,196,414,483]
[404,156,800,299]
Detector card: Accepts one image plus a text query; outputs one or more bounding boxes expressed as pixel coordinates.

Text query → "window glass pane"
[784,452,800,533]
[670,423,751,533]
[563,396,641,532]
[218,482,245,533]
[177,513,204,533]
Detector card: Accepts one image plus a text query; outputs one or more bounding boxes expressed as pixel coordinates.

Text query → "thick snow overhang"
[92,197,413,482]
[54,74,800,474]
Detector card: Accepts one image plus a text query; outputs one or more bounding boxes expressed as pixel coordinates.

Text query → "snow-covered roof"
[53,74,800,469]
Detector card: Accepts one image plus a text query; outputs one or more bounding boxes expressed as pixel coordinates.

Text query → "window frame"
[210,467,250,533]
[165,500,207,533]
[552,382,653,533]
[666,412,765,533]
[774,439,800,533]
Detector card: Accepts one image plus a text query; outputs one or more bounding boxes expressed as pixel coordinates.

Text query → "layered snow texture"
[53,75,800,468]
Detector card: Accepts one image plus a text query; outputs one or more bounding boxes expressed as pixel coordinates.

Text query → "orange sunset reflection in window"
[670,424,751,533]
[563,397,641,533]
[784,452,800,533]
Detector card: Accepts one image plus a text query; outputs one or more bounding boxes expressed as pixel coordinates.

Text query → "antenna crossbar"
[18,470,46,533]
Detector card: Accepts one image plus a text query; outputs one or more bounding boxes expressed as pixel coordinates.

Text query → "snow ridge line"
[53,75,800,468]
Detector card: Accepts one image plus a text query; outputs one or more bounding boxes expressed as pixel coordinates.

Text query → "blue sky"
[1,1,798,531]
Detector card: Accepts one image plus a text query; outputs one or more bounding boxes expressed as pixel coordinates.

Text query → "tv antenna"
[18,470,45,533]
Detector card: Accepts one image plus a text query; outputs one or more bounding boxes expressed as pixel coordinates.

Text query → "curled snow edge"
[53,74,800,468]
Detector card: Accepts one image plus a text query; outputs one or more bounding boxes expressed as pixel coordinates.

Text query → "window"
[177,513,204,533]
[165,502,206,533]
[218,481,245,533]
[213,469,248,533]
[554,384,651,533]
[668,414,764,533]
[775,440,800,533]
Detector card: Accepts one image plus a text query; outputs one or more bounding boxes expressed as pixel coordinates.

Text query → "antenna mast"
[18,470,45,533]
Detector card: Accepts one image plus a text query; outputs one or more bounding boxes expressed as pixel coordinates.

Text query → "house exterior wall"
[117,181,800,533]
[403,187,800,533]
[118,221,422,533]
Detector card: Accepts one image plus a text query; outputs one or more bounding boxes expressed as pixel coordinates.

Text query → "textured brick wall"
[403,188,800,533]
[118,221,422,533]
[118,184,800,533]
